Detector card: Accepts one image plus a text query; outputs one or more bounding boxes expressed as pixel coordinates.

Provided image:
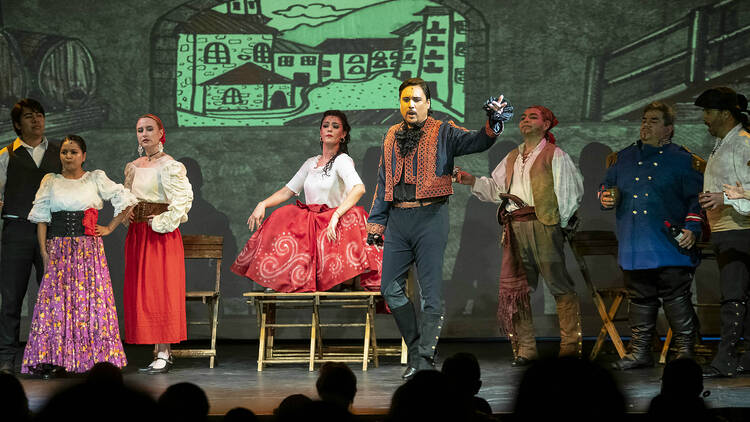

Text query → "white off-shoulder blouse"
[124,157,193,234]
[28,170,138,223]
[286,153,363,208]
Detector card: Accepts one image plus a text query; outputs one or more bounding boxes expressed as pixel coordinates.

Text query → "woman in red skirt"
[123,114,193,374]
[232,110,382,292]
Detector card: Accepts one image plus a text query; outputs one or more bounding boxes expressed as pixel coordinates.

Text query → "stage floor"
[16,339,750,416]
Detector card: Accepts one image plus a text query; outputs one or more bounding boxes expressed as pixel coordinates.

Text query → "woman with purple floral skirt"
[21,135,137,379]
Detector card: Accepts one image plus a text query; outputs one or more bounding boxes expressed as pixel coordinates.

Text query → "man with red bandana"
[366,77,512,379]
[456,105,584,366]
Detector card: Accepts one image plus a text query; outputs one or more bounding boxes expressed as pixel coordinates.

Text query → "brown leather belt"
[392,198,447,209]
[133,202,169,222]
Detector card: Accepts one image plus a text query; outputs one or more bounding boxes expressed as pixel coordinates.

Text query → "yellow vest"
[504,142,560,225]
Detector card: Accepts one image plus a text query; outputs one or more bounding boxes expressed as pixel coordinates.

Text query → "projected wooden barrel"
[0,29,27,104]
[5,29,97,109]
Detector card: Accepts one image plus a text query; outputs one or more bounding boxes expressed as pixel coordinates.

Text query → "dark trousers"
[710,229,750,374]
[623,267,694,306]
[0,219,44,362]
[380,202,449,314]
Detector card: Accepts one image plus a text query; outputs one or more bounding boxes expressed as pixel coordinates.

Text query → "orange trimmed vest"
[381,117,454,201]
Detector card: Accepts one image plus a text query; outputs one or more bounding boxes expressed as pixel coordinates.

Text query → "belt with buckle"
[392,198,447,209]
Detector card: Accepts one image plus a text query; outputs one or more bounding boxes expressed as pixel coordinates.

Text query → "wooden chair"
[171,235,223,368]
[568,231,628,360]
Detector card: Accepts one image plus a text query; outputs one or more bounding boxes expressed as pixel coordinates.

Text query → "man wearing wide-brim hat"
[695,86,750,378]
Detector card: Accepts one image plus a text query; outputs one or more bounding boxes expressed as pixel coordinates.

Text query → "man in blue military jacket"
[600,101,704,370]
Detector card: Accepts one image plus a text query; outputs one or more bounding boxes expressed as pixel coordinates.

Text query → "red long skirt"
[231,201,382,292]
[123,222,187,344]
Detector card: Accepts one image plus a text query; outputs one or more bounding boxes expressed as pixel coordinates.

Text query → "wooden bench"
[244,291,401,371]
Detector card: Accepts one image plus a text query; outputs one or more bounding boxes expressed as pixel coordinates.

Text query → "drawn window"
[403,39,416,50]
[454,68,465,84]
[348,65,365,75]
[232,1,241,11]
[205,42,230,64]
[346,55,365,64]
[278,56,294,66]
[456,21,468,34]
[301,56,317,66]
[456,42,467,57]
[254,43,271,63]
[222,88,243,104]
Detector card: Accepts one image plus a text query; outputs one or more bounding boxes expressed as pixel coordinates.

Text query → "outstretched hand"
[327,212,340,242]
[723,181,746,200]
[452,167,475,186]
[247,202,266,231]
[484,95,513,122]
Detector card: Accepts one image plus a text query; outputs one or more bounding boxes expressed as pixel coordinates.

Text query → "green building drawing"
[168,0,470,127]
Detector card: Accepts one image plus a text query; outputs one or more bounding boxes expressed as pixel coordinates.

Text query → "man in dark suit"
[0,99,62,373]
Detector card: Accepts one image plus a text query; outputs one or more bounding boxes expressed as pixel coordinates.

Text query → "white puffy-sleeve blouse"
[125,157,193,233]
[285,153,363,208]
[28,170,138,223]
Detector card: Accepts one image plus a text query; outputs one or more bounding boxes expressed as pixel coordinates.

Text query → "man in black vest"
[0,98,61,373]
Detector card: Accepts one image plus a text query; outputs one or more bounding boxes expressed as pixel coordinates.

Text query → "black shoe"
[702,365,731,379]
[143,357,172,375]
[611,353,655,370]
[42,365,66,380]
[0,360,13,374]
[402,366,418,380]
[511,356,533,367]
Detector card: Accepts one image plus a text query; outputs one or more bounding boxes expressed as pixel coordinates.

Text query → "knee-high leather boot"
[662,293,697,360]
[556,293,583,358]
[612,301,657,370]
[706,300,746,377]
[510,310,538,366]
[416,312,444,371]
[390,302,420,379]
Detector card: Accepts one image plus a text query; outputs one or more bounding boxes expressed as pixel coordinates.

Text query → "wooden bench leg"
[309,310,317,372]
[363,309,371,371]
[369,300,379,368]
[209,297,219,369]
[258,307,267,372]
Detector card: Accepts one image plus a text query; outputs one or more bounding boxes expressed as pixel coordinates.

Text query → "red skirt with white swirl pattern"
[231,201,382,292]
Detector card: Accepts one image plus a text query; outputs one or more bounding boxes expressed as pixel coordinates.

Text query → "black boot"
[416,312,444,371]
[612,301,657,370]
[391,302,420,380]
[663,293,698,360]
[705,300,746,377]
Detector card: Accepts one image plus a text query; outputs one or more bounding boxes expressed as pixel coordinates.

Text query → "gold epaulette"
[681,145,707,173]
[605,152,618,168]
